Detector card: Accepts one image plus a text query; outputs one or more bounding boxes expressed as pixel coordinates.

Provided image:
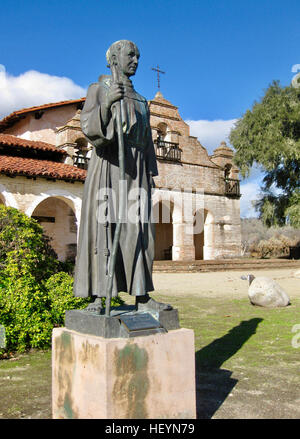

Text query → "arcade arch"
[31,196,78,262]
[193,209,214,260]
[153,200,174,260]
[156,122,168,141]
[25,189,81,224]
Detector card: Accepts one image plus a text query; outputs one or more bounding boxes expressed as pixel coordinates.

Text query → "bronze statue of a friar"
[73,40,172,315]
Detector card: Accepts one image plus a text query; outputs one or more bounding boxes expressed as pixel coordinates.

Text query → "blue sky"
[1,0,299,217]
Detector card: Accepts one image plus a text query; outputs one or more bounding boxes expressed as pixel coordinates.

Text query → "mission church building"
[0,91,242,262]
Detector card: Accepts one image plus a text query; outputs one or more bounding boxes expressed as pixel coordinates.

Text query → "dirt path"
[153,267,300,299]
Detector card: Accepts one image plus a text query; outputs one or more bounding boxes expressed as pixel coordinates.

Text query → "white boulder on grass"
[293,269,300,279]
[241,274,290,308]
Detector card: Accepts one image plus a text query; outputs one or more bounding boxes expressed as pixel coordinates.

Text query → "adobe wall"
[0,175,84,260]
[4,105,79,145]
[155,161,224,194]
[152,188,241,261]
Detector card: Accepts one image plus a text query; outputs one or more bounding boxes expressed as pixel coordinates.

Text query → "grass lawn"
[0,284,299,419]
[155,292,300,419]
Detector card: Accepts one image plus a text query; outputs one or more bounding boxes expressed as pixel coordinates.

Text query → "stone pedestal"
[52,327,196,419]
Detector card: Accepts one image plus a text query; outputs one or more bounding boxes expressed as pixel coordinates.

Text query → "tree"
[229,80,300,227]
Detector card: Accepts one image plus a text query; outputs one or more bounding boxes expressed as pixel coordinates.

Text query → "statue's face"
[117,43,140,77]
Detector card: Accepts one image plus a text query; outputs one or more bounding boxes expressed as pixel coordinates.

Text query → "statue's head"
[106,40,140,77]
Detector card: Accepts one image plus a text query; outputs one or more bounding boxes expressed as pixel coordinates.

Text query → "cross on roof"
[151,65,165,90]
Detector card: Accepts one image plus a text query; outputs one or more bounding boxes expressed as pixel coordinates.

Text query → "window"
[73,138,90,170]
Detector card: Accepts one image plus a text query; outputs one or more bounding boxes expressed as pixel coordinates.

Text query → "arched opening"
[193,209,214,260]
[156,122,168,141]
[154,200,173,260]
[73,137,91,170]
[31,197,77,262]
[155,122,181,162]
[224,163,232,179]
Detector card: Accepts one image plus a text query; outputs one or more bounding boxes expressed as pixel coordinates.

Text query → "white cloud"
[185,118,268,219]
[239,164,270,218]
[185,118,238,154]
[239,165,267,218]
[240,181,261,218]
[0,66,86,119]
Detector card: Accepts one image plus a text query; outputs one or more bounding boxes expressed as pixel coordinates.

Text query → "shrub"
[0,206,59,352]
[0,271,125,354]
[0,205,58,281]
[46,272,90,326]
[0,272,53,352]
[0,206,124,354]
[46,272,124,326]
[250,234,293,258]
[241,218,300,257]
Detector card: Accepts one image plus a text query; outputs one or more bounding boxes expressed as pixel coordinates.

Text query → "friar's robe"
[73,75,158,298]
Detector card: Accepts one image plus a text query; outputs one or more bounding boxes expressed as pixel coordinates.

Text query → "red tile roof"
[0,155,87,182]
[0,98,85,132]
[0,133,67,155]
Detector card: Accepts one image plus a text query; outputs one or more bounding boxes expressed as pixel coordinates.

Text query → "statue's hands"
[100,82,124,127]
[149,172,155,189]
[106,82,124,109]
